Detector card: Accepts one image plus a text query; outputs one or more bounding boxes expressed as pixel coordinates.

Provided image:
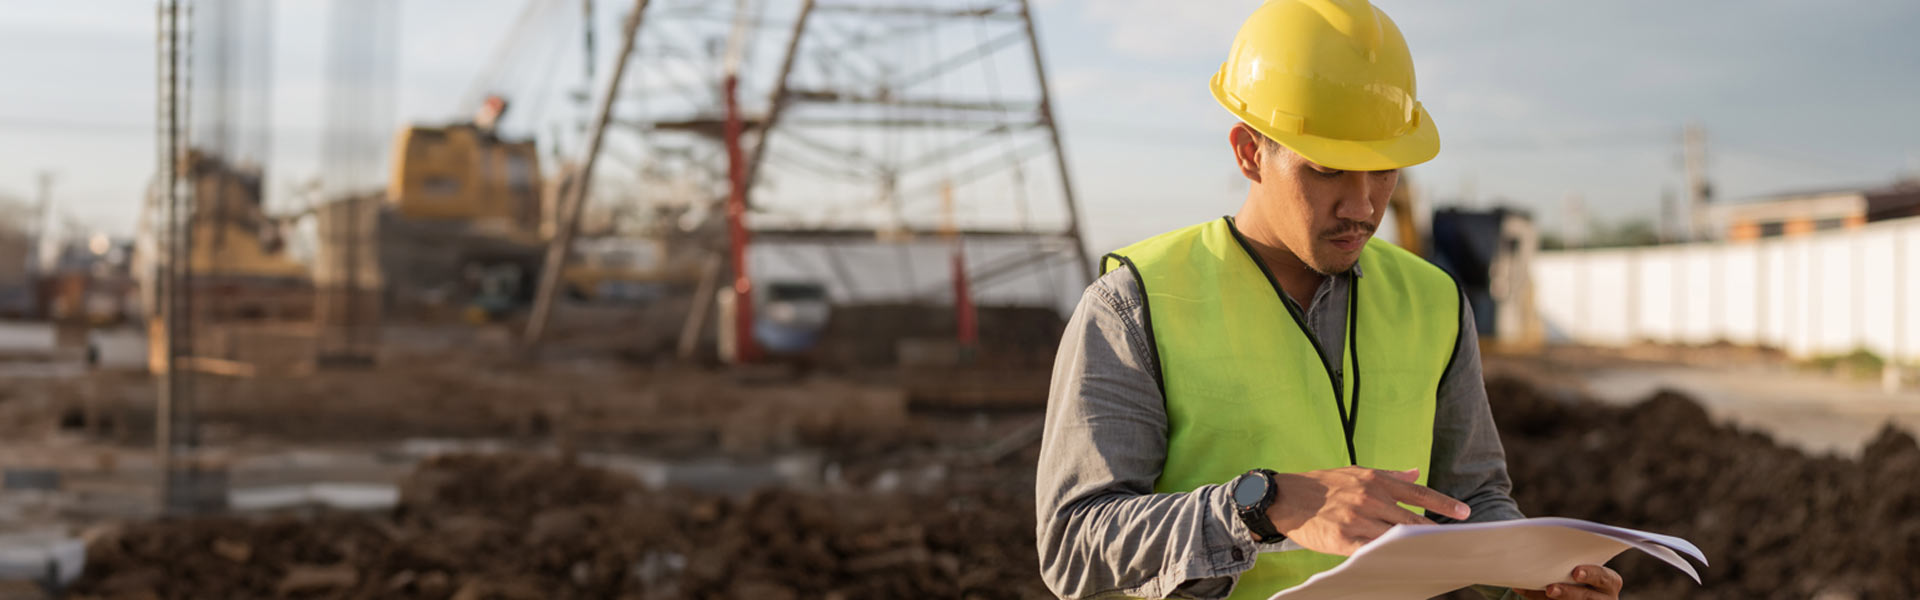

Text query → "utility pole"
[1658,186,1676,245]
[581,0,596,84]
[1683,122,1711,242]
[32,171,54,272]
[1562,193,1586,250]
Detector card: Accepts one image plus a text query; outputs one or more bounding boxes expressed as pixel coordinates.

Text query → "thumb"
[1387,468,1420,482]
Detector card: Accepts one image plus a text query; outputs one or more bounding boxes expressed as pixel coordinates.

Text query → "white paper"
[1267,517,1707,600]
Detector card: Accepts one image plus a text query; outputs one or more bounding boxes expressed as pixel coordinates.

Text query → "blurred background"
[0,1,1915,598]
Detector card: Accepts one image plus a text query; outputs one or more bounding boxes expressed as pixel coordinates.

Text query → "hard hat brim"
[1211,76,1441,172]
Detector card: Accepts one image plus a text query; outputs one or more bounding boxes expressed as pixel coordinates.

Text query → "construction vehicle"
[135,151,317,374]
[462,262,527,323]
[384,94,711,319]
[135,151,311,290]
[388,96,546,238]
[716,279,833,363]
[368,95,552,321]
[1387,175,1542,351]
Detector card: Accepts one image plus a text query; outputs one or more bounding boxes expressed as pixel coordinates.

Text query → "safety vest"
[1102,218,1460,598]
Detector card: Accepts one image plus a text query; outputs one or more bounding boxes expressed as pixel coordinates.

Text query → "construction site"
[0,1,1917,599]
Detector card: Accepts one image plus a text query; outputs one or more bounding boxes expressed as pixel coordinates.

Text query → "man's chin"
[1306,250,1363,276]
[1306,261,1358,277]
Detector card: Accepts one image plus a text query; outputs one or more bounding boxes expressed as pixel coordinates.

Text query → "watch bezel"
[1232,469,1286,544]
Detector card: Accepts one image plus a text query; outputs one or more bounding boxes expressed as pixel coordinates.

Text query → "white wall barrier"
[1533,216,1920,364]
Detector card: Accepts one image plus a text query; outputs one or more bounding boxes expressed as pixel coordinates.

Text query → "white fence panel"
[1859,229,1901,359]
[1584,251,1635,345]
[1896,225,1920,364]
[1635,253,1677,342]
[1809,235,1857,357]
[1532,253,1582,342]
[1532,216,1920,363]
[1678,246,1718,345]
[1719,245,1760,346]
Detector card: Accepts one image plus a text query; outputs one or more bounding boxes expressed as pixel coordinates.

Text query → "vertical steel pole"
[722,74,760,363]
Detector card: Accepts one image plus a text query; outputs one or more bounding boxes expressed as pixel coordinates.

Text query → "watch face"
[1232,474,1267,507]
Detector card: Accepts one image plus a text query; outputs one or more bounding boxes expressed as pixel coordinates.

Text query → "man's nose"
[1333,178,1376,223]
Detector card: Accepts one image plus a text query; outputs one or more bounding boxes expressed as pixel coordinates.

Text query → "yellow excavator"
[387,95,546,240]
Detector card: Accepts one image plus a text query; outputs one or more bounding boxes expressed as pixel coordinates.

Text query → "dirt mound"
[1491,377,1920,599]
[396,454,647,524]
[76,513,397,599]
[68,377,1920,598]
[70,453,1048,599]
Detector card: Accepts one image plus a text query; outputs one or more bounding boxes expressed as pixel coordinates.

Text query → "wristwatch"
[1231,469,1286,544]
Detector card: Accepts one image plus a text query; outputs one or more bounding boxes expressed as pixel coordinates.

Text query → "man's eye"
[1314,168,1344,179]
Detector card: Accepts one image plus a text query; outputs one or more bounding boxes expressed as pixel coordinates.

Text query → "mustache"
[1320,222,1375,238]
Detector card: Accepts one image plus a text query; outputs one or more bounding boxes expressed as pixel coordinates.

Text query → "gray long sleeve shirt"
[1035,259,1524,600]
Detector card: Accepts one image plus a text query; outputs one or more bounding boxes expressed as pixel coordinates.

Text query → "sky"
[3,0,1918,255]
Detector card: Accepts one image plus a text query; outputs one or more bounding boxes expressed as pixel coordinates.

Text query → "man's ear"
[1230,123,1264,183]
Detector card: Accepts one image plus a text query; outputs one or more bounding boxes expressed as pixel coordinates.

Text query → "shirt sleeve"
[1428,291,1529,600]
[1035,268,1266,600]
[1425,288,1526,525]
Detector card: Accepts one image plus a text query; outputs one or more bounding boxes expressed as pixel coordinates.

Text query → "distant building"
[1712,180,1920,241]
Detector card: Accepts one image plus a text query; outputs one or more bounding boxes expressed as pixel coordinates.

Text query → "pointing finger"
[1380,478,1470,521]
[1360,499,1436,528]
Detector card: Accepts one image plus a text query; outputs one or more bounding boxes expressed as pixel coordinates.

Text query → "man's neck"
[1231,214,1327,311]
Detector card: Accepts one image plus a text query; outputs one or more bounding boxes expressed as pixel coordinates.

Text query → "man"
[1034,1,1624,599]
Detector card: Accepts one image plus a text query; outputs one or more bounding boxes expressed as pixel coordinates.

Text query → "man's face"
[1250,138,1398,275]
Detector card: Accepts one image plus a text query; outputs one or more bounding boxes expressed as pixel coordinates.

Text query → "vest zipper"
[1344,275,1362,466]
[1224,218,1360,466]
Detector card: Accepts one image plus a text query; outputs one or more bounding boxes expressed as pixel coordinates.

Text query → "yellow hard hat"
[1210,0,1438,171]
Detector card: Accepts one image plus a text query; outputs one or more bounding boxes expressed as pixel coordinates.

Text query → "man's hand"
[1515,565,1623,600]
[1263,467,1470,556]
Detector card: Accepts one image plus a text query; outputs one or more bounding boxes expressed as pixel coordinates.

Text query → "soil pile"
[68,378,1920,598]
[70,454,1047,599]
[1489,377,1920,599]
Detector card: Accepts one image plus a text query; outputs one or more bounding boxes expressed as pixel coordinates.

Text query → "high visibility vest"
[1102,218,1461,597]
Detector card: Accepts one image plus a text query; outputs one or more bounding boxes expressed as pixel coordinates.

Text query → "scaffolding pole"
[743,0,817,197]
[1016,0,1093,282]
[155,0,201,514]
[524,0,652,347]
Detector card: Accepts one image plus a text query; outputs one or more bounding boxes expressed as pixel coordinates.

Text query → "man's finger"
[1384,468,1419,483]
[1570,566,1622,595]
[1379,478,1471,520]
[1542,583,1611,600]
[1357,497,1436,527]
